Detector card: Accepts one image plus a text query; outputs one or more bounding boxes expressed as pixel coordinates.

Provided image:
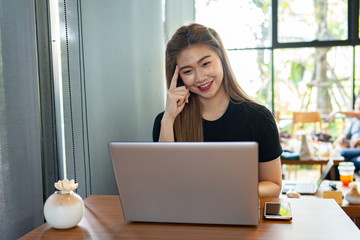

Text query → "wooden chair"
[291,111,322,136]
[286,111,322,179]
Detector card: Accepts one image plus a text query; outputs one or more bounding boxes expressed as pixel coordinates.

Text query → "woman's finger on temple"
[169,65,179,90]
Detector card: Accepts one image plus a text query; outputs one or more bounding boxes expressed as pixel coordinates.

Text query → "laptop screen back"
[316,158,334,187]
[109,142,259,225]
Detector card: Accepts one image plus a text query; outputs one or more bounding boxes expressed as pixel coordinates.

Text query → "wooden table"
[317,180,360,226]
[20,195,360,240]
[281,156,344,180]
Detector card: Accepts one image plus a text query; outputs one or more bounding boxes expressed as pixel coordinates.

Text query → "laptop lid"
[316,158,334,187]
[282,158,334,194]
[109,142,259,225]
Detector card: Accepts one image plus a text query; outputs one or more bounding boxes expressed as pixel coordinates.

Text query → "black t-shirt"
[152,101,283,162]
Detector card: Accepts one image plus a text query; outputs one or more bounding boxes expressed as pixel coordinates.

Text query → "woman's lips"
[198,80,214,91]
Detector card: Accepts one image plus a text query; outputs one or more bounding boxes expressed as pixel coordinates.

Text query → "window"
[227,49,272,107]
[195,0,360,136]
[278,0,348,43]
[273,46,353,113]
[195,0,271,49]
[355,46,360,96]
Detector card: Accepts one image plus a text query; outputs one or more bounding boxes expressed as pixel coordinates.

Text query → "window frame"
[272,0,360,48]
[224,0,360,112]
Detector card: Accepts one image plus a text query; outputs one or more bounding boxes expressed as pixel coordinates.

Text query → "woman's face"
[176,44,225,101]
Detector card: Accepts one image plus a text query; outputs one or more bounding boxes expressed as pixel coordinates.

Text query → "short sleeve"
[255,106,283,162]
[152,112,164,142]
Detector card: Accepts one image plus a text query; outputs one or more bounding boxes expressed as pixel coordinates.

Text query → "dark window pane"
[195,0,271,48]
[278,0,348,43]
[228,49,272,108]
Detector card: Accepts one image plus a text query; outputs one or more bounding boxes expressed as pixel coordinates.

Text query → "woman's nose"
[195,69,206,82]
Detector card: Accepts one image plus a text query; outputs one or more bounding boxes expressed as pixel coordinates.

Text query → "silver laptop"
[108,142,259,225]
[281,158,334,195]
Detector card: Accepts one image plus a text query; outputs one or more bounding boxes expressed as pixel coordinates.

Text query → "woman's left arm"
[259,157,282,198]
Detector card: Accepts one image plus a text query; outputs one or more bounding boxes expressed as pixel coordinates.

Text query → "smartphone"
[264,202,292,220]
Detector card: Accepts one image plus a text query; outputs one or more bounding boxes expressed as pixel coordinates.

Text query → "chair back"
[291,111,322,136]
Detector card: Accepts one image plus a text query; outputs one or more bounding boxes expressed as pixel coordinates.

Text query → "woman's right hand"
[338,136,350,148]
[350,138,360,148]
[163,66,190,122]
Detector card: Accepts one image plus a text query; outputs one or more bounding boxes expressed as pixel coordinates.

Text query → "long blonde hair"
[165,23,254,141]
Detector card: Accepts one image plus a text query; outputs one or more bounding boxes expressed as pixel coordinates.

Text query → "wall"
[0,0,44,238]
[60,0,166,195]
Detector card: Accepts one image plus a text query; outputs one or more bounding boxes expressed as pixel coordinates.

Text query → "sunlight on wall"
[49,0,67,179]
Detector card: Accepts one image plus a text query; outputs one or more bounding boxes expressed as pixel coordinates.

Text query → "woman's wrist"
[158,116,176,142]
[161,114,176,126]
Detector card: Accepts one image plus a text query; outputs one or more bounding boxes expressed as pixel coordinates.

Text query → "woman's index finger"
[169,65,179,89]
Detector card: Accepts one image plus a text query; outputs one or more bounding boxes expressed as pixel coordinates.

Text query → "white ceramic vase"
[345,183,360,205]
[43,190,84,229]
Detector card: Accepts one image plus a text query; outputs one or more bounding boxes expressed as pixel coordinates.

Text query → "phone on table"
[264,202,292,220]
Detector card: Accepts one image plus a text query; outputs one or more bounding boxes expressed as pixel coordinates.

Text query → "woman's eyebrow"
[179,55,211,71]
[198,55,211,63]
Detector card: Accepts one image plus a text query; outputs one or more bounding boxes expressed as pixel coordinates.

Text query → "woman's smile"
[198,80,214,91]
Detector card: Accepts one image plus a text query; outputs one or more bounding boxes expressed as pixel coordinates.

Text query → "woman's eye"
[183,70,192,74]
[203,62,211,67]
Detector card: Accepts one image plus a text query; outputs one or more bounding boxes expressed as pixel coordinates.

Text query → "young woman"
[153,23,282,198]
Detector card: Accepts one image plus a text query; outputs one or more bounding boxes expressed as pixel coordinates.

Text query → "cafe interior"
[1,0,360,239]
